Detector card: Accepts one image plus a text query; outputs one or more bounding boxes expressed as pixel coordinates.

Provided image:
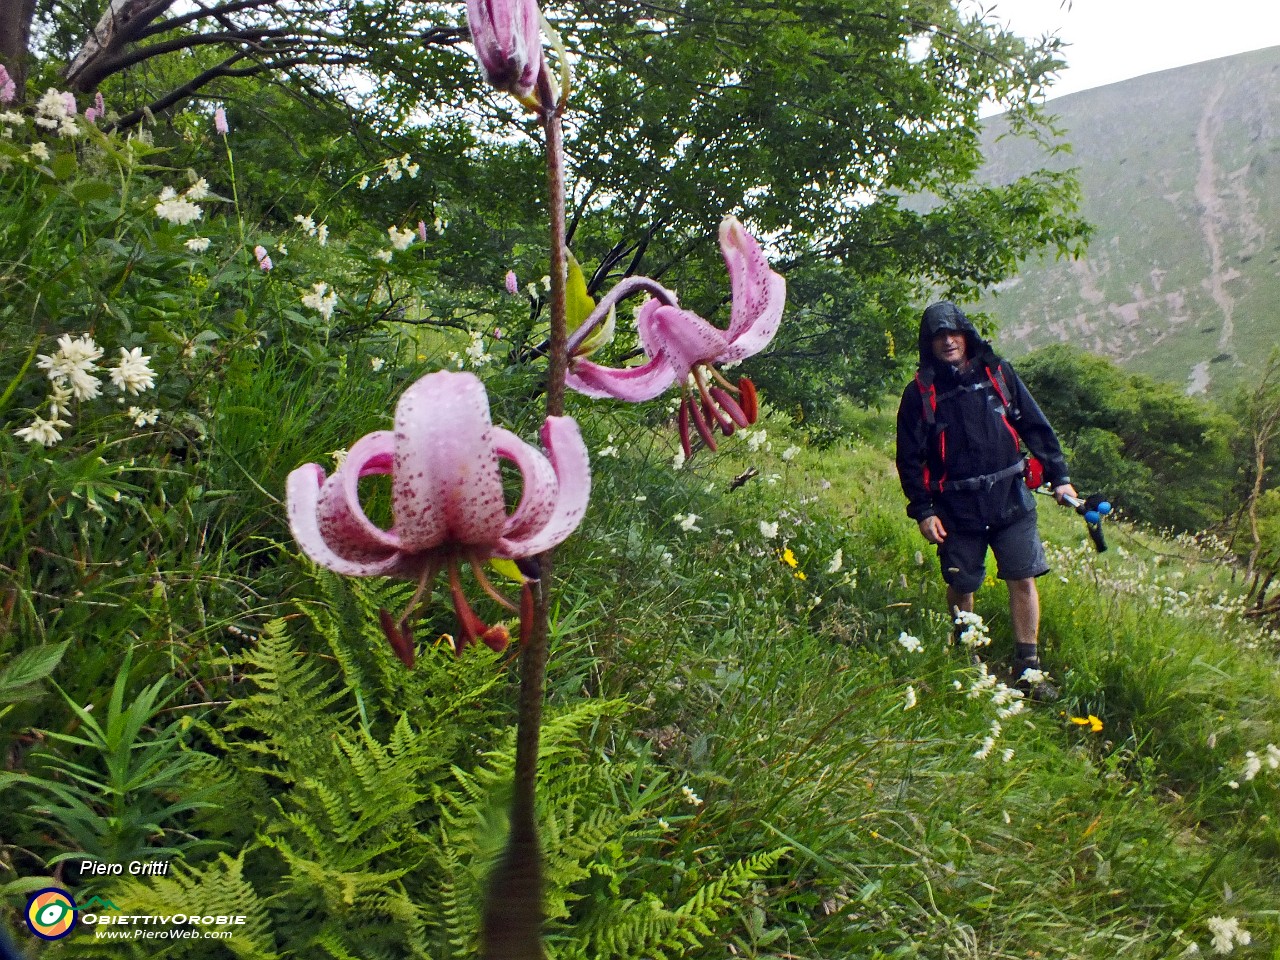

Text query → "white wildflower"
[294,213,317,234]
[1242,751,1261,782]
[154,186,202,225]
[373,249,393,263]
[781,444,801,461]
[128,407,159,427]
[1207,916,1249,954]
[185,237,211,252]
[387,225,415,251]
[370,357,385,372]
[184,178,211,201]
[29,141,50,161]
[47,382,74,420]
[68,369,102,401]
[1265,743,1280,769]
[896,632,922,653]
[746,429,769,452]
[826,548,843,574]
[675,513,701,533]
[680,785,703,807]
[759,520,779,539]
[903,685,917,710]
[109,347,155,395]
[671,449,686,471]
[316,224,329,246]
[301,282,338,322]
[14,414,68,447]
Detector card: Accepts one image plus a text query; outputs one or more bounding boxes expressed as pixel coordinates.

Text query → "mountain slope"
[977,46,1280,396]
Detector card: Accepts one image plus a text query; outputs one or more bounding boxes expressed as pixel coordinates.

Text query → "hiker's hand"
[918,516,946,544]
[1052,483,1078,505]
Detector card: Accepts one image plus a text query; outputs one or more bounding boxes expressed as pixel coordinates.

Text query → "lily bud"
[465,0,543,103]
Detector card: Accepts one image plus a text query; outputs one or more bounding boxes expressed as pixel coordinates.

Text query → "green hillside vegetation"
[975,46,1280,398]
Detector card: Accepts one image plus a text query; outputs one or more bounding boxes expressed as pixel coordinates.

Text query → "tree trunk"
[0,0,38,101]
[64,0,175,93]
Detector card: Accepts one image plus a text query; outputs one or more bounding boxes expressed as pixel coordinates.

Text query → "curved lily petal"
[287,463,408,577]
[565,353,676,402]
[493,426,558,542]
[719,215,787,359]
[496,416,590,558]
[394,371,507,549]
[640,304,732,378]
[320,431,403,554]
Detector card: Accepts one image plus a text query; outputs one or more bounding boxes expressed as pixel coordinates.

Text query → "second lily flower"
[565,215,786,457]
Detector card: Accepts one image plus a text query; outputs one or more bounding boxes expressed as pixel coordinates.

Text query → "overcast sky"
[961,0,1280,99]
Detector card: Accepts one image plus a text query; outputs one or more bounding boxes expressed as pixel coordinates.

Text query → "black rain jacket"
[895,302,1070,532]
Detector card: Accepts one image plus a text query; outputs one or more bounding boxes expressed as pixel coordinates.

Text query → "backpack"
[913,360,1029,494]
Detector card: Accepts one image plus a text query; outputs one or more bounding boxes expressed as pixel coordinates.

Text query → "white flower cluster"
[33,88,81,138]
[293,213,329,246]
[1227,742,1280,789]
[301,282,338,322]
[17,334,157,447]
[1206,915,1251,954]
[387,225,416,251]
[962,662,1027,761]
[154,183,206,226]
[897,631,922,653]
[953,609,993,649]
[357,153,421,190]
[674,513,701,533]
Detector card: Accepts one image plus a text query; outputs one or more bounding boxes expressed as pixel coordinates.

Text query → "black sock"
[1015,642,1039,663]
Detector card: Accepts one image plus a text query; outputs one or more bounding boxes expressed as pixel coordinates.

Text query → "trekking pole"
[1023,455,1111,552]
[1033,488,1112,552]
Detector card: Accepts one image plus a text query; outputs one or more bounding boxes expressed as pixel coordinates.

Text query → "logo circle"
[25,888,78,941]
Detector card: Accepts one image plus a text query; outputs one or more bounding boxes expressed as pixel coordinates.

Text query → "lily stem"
[480,64,567,960]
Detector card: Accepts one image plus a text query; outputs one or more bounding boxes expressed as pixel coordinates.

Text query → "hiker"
[894,301,1077,699]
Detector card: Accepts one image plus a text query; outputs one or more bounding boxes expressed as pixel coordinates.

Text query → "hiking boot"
[1013,658,1059,703]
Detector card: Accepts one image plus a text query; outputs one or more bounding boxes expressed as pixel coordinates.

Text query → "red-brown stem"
[480,63,565,960]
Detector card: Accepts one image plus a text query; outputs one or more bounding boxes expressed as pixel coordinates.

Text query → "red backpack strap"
[914,371,937,426]
[984,364,1023,450]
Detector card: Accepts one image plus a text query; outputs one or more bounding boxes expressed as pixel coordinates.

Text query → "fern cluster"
[77,572,785,959]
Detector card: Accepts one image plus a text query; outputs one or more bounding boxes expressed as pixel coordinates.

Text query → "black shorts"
[937,511,1049,593]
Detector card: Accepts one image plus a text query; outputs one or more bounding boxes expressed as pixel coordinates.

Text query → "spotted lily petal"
[638,302,733,381]
[719,215,787,360]
[320,430,403,557]
[496,416,590,558]
[287,463,408,577]
[493,426,558,542]
[394,371,507,549]
[564,352,676,401]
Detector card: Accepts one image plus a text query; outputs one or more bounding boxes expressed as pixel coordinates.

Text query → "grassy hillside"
[976,46,1280,397]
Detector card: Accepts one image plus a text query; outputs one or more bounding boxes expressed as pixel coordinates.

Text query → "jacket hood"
[916,301,991,375]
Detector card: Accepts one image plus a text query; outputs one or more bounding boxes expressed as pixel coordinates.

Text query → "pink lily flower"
[286,371,590,663]
[465,0,543,104]
[565,215,786,457]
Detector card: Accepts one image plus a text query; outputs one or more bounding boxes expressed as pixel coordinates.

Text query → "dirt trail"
[1194,79,1235,355]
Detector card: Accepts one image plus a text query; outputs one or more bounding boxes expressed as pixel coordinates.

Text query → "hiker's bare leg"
[947,586,974,617]
[1007,577,1039,648]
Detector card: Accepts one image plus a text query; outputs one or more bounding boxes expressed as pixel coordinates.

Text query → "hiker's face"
[931,331,967,366]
